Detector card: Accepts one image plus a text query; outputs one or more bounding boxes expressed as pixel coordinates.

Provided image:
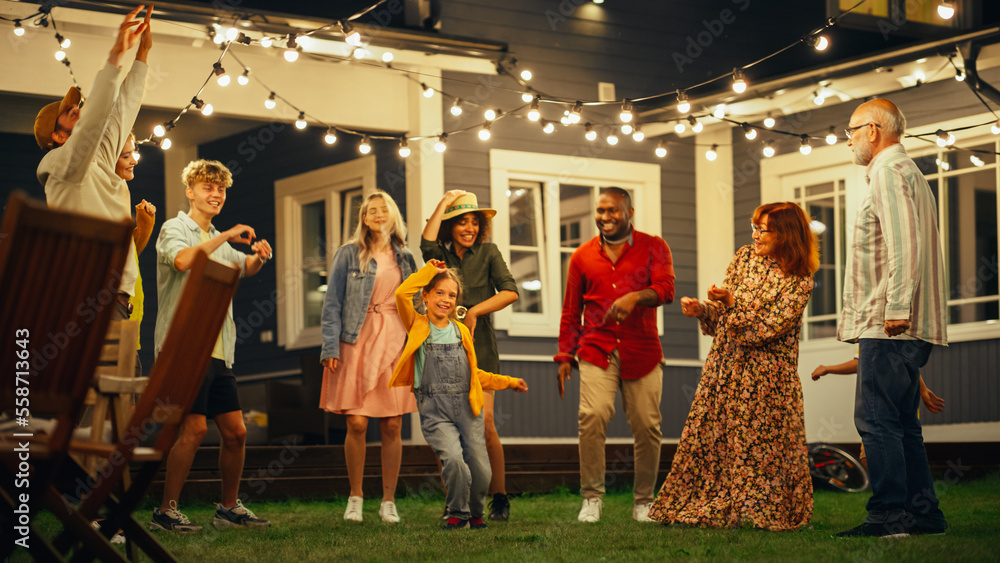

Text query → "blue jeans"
[856,339,946,527]
[417,340,490,520]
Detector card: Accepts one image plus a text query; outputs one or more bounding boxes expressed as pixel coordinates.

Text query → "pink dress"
[319,250,417,417]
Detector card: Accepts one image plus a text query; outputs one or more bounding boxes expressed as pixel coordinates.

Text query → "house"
[1,0,996,456]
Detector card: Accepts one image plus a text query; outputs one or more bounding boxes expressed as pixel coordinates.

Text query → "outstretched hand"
[680,297,703,318]
[136,5,154,62]
[109,5,148,67]
[427,258,447,273]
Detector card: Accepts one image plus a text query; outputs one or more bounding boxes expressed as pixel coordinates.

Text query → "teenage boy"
[150,159,272,532]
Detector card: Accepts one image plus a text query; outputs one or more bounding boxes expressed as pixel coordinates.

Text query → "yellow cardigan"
[389,262,519,416]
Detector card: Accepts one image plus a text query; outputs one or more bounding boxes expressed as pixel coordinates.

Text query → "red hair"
[753,202,819,277]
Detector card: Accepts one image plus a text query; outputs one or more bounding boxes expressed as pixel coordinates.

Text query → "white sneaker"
[633,502,655,523]
[344,496,363,522]
[577,498,602,523]
[378,500,400,524]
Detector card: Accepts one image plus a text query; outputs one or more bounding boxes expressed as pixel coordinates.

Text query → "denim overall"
[417,327,490,520]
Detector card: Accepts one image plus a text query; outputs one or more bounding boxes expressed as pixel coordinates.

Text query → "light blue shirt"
[414,321,461,389]
[154,211,247,367]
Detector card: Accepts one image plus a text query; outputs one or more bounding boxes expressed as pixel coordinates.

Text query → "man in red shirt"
[556,187,675,523]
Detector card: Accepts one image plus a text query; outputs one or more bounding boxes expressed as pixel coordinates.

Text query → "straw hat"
[441,193,497,221]
[34,86,82,151]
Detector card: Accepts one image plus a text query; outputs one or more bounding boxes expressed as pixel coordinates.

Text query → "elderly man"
[838,99,948,538]
[556,187,675,523]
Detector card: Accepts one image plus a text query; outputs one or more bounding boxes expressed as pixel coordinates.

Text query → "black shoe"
[442,517,469,530]
[908,521,948,536]
[488,493,509,521]
[836,522,909,538]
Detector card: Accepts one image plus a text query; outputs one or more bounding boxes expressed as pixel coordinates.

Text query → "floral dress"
[648,245,814,531]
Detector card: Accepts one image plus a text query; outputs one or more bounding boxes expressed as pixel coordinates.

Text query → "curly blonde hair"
[181,159,233,189]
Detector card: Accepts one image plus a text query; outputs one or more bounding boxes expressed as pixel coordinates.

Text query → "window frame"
[489,149,662,337]
[274,156,377,350]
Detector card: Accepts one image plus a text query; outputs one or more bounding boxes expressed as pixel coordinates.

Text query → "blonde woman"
[320,191,417,524]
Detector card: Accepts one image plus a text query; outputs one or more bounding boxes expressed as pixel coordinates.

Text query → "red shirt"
[555,229,675,379]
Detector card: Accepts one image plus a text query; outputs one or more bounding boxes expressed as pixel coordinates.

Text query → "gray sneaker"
[149,501,202,534]
[213,499,271,529]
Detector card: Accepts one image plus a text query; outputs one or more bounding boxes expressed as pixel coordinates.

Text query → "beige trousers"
[578,350,663,504]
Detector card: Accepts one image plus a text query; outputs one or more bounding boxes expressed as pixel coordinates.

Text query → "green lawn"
[14,471,1000,562]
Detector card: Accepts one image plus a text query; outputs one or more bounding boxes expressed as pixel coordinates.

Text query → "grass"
[13,471,1000,562]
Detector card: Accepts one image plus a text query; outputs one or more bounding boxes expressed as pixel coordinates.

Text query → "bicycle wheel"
[808,444,869,493]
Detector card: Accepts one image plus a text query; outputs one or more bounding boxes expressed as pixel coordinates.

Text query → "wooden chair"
[0,192,133,562]
[50,250,240,562]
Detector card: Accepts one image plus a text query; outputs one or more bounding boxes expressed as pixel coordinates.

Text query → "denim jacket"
[320,241,416,360]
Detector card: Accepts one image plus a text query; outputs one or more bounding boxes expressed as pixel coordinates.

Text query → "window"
[489,150,661,337]
[274,156,377,349]
[830,0,966,33]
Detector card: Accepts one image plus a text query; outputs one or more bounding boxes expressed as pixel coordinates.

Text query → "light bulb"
[826,126,838,145]
[520,69,532,81]
[484,108,498,121]
[674,122,686,134]
[217,74,230,87]
[55,50,66,61]
[57,34,70,49]
[201,103,213,116]
[479,123,491,141]
[324,128,337,144]
[213,31,225,45]
[450,99,463,116]
[398,139,410,157]
[541,120,555,134]
[264,92,277,109]
[655,141,667,158]
[521,92,534,103]
[936,130,949,147]
[238,70,250,85]
[621,123,633,135]
[284,48,299,62]
[133,150,141,162]
[527,99,540,121]
[225,27,239,42]
[619,100,633,123]
[607,130,619,145]
[260,36,273,48]
[295,112,307,129]
[813,91,825,106]
[937,0,955,19]
[713,104,726,119]
[14,21,25,36]
[946,132,956,146]
[992,121,1000,135]
[763,141,775,158]
[799,136,812,155]
[434,135,448,153]
[743,124,757,140]
[732,69,747,94]
[688,115,703,133]
[153,124,166,137]
[568,101,582,124]
[359,135,371,154]
[422,84,434,98]
[706,144,718,161]
[970,155,984,167]
[343,21,362,47]
[382,51,394,63]
[584,124,597,141]
[677,91,690,114]
[812,35,829,51]
[161,137,172,150]
[955,69,965,82]
[764,114,776,128]
[632,126,644,142]
[352,48,367,59]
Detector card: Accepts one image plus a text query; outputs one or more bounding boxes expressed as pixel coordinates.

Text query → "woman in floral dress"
[649,202,818,531]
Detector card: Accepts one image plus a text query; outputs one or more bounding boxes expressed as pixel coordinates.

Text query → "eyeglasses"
[844,122,882,139]
[750,222,773,235]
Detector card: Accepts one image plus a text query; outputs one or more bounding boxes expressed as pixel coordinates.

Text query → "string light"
[713,104,726,119]
[352,48,367,59]
[397,138,410,157]
[763,140,776,158]
[450,99,463,116]
[260,36,273,48]
[191,97,213,116]
[484,108,500,121]
[160,137,172,150]
[342,21,362,47]
[655,141,667,158]
[225,27,239,42]
[541,120,555,134]
[521,92,534,103]
[742,123,757,140]
[359,135,372,154]
[677,91,690,114]
[955,68,966,81]
[235,32,251,46]
[55,50,66,61]
[674,121,686,134]
[213,62,230,86]
[688,115,703,133]
[264,92,277,109]
[520,69,533,81]
[705,144,718,161]
[422,83,434,98]
[826,126,838,145]
[584,123,597,141]
[620,124,632,136]
[284,34,299,62]
[631,125,644,142]
[813,91,825,105]
[434,134,448,153]
[382,51,394,63]
[992,120,1000,135]
[324,128,337,144]
[935,129,955,147]
[799,135,812,155]
[212,27,225,45]
[606,128,619,145]
[970,155,985,167]
[238,69,250,85]
[295,111,307,129]
[937,0,955,19]
[808,34,829,51]
[527,98,541,121]
[479,123,492,140]
[153,121,173,137]
[619,100,633,123]
[14,20,25,36]
[567,102,583,124]
[732,69,747,94]
[764,113,776,128]
[55,33,70,49]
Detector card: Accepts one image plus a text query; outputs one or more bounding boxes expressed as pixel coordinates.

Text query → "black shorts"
[190,358,242,418]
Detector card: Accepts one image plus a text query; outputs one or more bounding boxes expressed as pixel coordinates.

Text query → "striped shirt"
[839,143,947,345]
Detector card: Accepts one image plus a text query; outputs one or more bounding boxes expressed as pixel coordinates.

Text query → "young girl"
[320,192,417,524]
[390,260,528,530]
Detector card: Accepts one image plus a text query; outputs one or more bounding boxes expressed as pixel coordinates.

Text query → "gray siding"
[495,360,702,439]
[922,340,1000,425]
